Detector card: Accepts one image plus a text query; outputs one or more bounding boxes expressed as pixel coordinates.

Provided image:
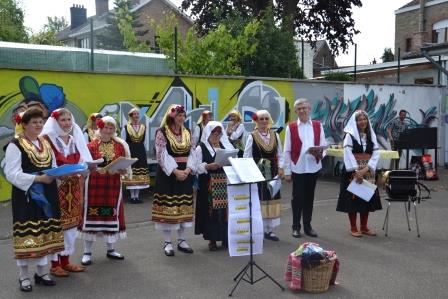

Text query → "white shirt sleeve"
[192,125,200,147]
[343,134,358,172]
[120,126,126,140]
[83,132,89,143]
[186,146,197,173]
[155,130,178,176]
[229,123,244,141]
[243,134,253,158]
[283,125,292,176]
[319,123,327,159]
[276,133,284,168]
[195,145,208,174]
[368,144,380,171]
[4,143,36,192]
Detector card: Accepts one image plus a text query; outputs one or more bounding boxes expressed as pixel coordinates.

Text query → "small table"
[326,148,399,160]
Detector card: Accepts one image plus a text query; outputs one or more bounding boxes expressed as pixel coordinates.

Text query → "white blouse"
[343,133,380,172]
[4,140,57,192]
[227,123,244,141]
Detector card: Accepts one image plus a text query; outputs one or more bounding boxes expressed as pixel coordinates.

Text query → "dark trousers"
[291,172,318,231]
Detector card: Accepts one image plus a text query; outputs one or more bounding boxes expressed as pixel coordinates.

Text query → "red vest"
[289,120,321,164]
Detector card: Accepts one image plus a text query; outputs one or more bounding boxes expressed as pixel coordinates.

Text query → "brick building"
[57,0,193,51]
[395,0,448,59]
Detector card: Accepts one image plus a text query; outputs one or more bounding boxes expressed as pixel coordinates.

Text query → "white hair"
[294,98,310,108]
[256,110,271,119]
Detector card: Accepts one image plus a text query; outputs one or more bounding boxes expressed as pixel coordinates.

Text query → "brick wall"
[395,1,448,58]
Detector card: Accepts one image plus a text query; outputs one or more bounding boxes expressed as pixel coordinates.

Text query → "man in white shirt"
[284,98,326,238]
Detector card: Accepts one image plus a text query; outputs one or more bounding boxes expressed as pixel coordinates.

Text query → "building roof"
[396,0,448,14]
[57,0,193,41]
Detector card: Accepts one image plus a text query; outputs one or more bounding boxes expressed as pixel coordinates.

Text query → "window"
[80,37,90,49]
[432,19,448,44]
[414,77,434,84]
[405,38,412,52]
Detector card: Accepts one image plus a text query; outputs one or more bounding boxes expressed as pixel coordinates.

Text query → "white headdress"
[343,110,378,147]
[200,121,234,156]
[41,108,93,162]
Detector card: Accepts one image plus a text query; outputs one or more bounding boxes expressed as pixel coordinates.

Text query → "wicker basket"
[302,256,337,293]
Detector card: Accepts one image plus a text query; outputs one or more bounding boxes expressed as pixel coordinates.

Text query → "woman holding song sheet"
[243,110,284,242]
[336,110,382,237]
[79,116,130,265]
[195,121,235,251]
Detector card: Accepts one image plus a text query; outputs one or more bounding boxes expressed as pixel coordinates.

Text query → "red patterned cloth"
[80,139,126,233]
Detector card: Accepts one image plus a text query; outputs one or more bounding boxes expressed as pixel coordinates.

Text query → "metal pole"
[174,26,178,74]
[301,40,304,78]
[354,44,357,82]
[397,47,401,84]
[438,55,441,85]
[90,18,94,71]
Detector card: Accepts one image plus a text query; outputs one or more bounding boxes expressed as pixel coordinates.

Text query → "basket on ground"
[302,255,337,293]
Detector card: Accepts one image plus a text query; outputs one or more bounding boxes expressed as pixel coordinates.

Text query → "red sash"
[289,120,321,164]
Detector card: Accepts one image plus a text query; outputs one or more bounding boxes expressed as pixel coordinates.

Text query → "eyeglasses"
[258,117,269,121]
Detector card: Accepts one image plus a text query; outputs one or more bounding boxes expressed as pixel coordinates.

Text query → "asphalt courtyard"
[0,171,447,299]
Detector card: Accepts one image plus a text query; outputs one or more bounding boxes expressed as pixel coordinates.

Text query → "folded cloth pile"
[284,242,339,291]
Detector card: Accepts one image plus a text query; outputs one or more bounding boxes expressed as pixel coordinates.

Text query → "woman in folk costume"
[79,116,130,265]
[195,121,234,251]
[243,110,284,241]
[40,108,93,276]
[3,108,64,292]
[192,110,213,147]
[83,112,102,143]
[121,107,150,204]
[226,110,245,157]
[336,110,382,237]
[152,104,196,257]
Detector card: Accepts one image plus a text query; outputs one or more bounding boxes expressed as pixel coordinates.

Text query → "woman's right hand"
[35,174,54,184]
[173,169,187,181]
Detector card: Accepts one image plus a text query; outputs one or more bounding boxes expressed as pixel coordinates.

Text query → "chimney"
[70,4,87,29]
[95,0,109,16]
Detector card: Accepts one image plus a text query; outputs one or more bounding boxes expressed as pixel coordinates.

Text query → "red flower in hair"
[252,113,258,121]
[169,105,185,118]
[96,118,105,129]
[90,114,97,121]
[51,110,59,119]
[14,114,22,124]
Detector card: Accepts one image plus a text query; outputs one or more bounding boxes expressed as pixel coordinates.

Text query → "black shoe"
[134,198,143,204]
[34,273,56,286]
[164,242,174,256]
[304,229,318,237]
[177,239,194,254]
[106,249,125,260]
[19,278,32,292]
[264,232,280,241]
[129,198,137,204]
[292,230,301,238]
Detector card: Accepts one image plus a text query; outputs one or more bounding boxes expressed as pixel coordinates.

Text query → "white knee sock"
[19,265,29,280]
[163,230,173,250]
[134,189,140,198]
[106,242,114,251]
[84,240,94,254]
[177,227,190,248]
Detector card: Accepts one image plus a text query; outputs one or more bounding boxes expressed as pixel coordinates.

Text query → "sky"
[20,0,411,67]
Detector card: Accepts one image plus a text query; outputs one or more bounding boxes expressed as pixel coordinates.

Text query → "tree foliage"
[181,0,362,55]
[0,0,28,42]
[97,0,149,51]
[381,47,394,63]
[154,14,259,75]
[30,16,68,46]
[323,71,353,81]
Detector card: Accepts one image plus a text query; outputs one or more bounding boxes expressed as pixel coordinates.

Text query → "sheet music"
[229,157,265,183]
[268,175,281,198]
[100,157,137,173]
[214,148,239,166]
[347,179,377,202]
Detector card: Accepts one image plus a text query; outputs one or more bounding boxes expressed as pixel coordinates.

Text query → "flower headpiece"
[252,113,258,121]
[14,114,22,124]
[96,118,105,129]
[51,110,60,119]
[169,105,185,118]
[90,114,97,121]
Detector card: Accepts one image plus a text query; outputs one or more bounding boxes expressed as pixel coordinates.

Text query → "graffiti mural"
[0,69,444,201]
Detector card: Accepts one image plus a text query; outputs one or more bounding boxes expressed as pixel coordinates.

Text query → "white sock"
[134,189,140,199]
[84,240,93,254]
[163,230,173,250]
[36,265,51,281]
[19,265,29,281]
[177,227,190,248]
[106,242,114,251]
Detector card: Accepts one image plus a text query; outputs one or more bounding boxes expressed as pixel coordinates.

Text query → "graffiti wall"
[0,69,444,201]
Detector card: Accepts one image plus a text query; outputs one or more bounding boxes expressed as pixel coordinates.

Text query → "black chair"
[382,170,430,237]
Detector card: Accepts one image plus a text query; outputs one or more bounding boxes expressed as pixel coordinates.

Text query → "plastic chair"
[382,170,430,238]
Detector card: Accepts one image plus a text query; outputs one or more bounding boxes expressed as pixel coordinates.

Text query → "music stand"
[228,180,285,297]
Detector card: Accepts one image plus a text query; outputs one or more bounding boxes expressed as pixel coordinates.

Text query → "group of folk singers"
[4,98,382,292]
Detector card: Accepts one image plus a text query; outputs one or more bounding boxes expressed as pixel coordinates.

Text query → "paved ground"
[0,170,447,298]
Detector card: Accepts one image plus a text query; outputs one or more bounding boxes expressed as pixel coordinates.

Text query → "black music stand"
[397,127,438,170]
[228,180,285,297]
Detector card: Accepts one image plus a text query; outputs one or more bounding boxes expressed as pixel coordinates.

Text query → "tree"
[0,0,28,42]
[244,8,303,78]
[323,71,353,81]
[154,13,259,75]
[381,47,394,63]
[181,0,362,55]
[97,0,149,51]
[30,16,68,46]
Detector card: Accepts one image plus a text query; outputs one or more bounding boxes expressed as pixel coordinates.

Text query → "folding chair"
[382,170,430,238]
